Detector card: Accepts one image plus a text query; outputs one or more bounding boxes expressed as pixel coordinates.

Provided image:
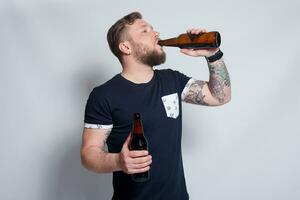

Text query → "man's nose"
[155,31,160,38]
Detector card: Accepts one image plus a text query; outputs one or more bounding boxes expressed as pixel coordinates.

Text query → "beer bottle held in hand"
[158,31,221,49]
[128,113,150,182]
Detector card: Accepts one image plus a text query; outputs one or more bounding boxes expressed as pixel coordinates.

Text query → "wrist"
[205,49,223,63]
[113,153,122,172]
[206,48,219,57]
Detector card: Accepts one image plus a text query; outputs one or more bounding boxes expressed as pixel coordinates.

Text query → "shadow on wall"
[56,135,113,200]
[55,63,114,200]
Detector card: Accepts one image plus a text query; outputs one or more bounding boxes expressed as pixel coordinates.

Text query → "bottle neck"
[133,113,144,135]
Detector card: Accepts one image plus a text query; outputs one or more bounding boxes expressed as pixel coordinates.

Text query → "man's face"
[127,19,166,66]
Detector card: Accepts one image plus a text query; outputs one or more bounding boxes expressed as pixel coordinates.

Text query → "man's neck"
[121,62,154,84]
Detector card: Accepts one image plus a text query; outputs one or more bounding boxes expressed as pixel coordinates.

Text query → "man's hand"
[180,28,219,57]
[118,133,152,174]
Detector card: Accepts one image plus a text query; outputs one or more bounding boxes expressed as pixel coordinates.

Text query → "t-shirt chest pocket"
[161,93,179,119]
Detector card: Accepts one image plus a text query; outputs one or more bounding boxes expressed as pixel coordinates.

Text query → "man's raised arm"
[180,28,231,106]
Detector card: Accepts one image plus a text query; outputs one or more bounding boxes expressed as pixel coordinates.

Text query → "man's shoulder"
[155,68,175,74]
[155,68,177,78]
[90,74,121,96]
[155,68,187,79]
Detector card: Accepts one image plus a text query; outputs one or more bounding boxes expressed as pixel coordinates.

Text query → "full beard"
[132,42,166,67]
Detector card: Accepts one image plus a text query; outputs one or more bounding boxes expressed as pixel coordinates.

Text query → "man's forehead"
[125,19,153,38]
[131,19,152,29]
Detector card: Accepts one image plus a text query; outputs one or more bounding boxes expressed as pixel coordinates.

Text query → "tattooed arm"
[183,57,231,106]
[180,28,231,106]
[207,58,231,104]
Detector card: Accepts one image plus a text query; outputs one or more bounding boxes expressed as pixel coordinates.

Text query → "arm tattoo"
[208,58,231,103]
[184,80,209,105]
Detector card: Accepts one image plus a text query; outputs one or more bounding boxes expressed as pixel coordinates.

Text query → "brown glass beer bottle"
[128,113,150,182]
[158,31,221,49]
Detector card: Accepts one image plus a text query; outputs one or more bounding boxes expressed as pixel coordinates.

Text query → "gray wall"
[1,0,299,199]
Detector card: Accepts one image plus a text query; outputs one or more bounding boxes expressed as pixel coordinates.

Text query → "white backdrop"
[1,0,300,199]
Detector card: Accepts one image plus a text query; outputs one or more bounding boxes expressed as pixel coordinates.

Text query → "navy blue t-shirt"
[84,69,191,200]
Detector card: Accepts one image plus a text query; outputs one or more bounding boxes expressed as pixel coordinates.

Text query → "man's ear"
[119,41,131,55]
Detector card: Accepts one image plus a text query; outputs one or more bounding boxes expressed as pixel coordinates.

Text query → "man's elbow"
[216,90,231,106]
[80,146,107,173]
[222,90,231,105]
[80,148,88,168]
[223,96,231,105]
[80,147,94,171]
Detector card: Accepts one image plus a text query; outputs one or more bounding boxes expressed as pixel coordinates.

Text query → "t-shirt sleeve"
[84,88,113,129]
[176,70,191,92]
[170,69,191,93]
[171,69,198,101]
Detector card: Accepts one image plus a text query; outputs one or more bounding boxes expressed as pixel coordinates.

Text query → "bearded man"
[80,12,231,200]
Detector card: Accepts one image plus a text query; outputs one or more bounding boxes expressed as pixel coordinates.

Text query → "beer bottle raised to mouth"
[128,113,150,182]
[158,31,221,49]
